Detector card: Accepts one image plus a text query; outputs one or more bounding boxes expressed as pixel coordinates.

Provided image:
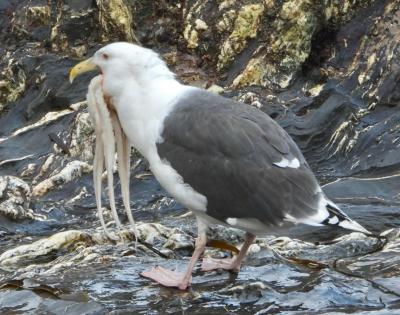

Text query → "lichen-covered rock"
[267,232,383,263]
[235,91,263,108]
[163,232,194,251]
[49,1,99,54]
[0,176,34,220]
[19,163,37,178]
[0,230,92,266]
[0,223,194,270]
[282,0,400,177]
[69,111,95,161]
[32,154,56,185]
[2,225,398,314]
[0,62,26,112]
[135,223,173,244]
[135,223,194,252]
[8,1,51,41]
[217,3,264,71]
[96,0,138,43]
[10,109,74,138]
[183,0,376,88]
[32,161,92,197]
[207,84,225,94]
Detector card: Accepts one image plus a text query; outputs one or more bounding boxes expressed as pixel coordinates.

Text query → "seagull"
[69,42,370,290]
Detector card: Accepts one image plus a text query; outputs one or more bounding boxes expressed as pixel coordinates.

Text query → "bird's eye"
[102,53,109,60]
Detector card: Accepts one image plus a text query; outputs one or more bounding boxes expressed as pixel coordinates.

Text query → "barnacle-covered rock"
[69,111,95,162]
[0,230,92,266]
[0,176,34,221]
[32,161,92,197]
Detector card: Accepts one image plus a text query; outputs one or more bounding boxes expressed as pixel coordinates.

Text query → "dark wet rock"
[266,232,383,264]
[324,175,400,206]
[1,228,397,314]
[335,229,400,279]
[0,289,105,315]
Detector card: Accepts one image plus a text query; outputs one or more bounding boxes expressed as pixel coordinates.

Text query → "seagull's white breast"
[112,78,208,212]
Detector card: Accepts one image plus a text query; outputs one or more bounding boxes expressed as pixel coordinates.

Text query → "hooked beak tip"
[69,58,97,84]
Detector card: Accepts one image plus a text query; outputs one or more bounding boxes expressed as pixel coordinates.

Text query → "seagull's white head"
[69,42,174,96]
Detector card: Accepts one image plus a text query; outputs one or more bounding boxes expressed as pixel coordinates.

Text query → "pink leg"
[201,232,256,273]
[140,218,207,290]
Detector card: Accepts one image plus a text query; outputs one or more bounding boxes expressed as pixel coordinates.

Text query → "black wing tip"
[323,204,371,235]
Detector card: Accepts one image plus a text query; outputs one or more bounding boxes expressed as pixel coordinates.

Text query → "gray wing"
[157,89,323,227]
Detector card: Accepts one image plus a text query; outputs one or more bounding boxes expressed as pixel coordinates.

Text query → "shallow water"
[0,151,399,314]
[0,174,399,314]
[0,228,399,314]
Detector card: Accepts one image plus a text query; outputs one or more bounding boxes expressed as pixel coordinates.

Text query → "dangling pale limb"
[141,217,208,290]
[94,88,122,230]
[110,110,138,247]
[87,77,117,240]
[93,133,117,240]
[123,133,139,248]
[201,232,256,272]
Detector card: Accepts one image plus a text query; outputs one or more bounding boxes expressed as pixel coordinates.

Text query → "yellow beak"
[69,58,98,83]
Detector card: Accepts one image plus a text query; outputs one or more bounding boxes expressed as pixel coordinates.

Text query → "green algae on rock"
[0,67,26,113]
[183,0,380,89]
[217,3,265,70]
[96,0,138,43]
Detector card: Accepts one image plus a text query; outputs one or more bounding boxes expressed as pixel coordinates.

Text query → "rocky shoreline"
[0,0,399,313]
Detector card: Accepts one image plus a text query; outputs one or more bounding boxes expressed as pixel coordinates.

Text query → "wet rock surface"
[0,0,399,314]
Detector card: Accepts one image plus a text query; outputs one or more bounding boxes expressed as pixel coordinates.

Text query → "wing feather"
[157,90,323,228]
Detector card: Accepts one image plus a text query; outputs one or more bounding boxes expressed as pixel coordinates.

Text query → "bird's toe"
[140,266,192,290]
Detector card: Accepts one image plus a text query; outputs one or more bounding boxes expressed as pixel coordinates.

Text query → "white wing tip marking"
[226,218,237,226]
[285,196,329,226]
[284,214,297,223]
[328,216,339,224]
[274,157,300,169]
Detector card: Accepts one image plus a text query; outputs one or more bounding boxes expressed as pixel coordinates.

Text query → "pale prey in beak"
[69,54,137,244]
